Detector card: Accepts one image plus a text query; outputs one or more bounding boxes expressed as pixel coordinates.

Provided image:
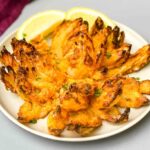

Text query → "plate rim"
[0,21,150,142]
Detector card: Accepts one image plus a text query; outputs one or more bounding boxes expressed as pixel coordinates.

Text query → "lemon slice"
[16,10,65,41]
[17,8,115,41]
[66,7,115,29]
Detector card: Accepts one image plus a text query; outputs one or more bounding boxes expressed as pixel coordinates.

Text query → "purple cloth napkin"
[0,0,30,36]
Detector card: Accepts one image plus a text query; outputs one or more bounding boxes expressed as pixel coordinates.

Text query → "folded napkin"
[0,0,30,36]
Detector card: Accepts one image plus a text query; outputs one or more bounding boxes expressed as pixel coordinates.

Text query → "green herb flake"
[135,77,140,81]
[23,33,27,38]
[36,77,41,81]
[106,52,112,59]
[29,119,37,124]
[62,84,69,90]
[94,88,102,97]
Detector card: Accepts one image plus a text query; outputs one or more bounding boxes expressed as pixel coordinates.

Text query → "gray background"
[0,0,150,149]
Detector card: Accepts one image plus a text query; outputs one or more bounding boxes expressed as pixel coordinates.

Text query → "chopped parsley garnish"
[106,52,112,59]
[94,88,102,97]
[36,77,41,81]
[23,33,27,38]
[62,84,69,90]
[135,77,140,81]
[29,119,37,124]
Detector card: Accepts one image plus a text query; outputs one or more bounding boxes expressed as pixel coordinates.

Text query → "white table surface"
[0,0,150,149]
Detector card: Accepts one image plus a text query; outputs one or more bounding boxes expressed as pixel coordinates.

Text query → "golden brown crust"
[91,77,122,109]
[95,107,130,123]
[92,27,110,69]
[107,45,150,77]
[140,80,150,94]
[18,101,52,123]
[51,18,88,59]
[90,17,104,36]
[0,17,150,137]
[60,81,95,111]
[103,43,131,69]
[68,109,102,128]
[117,77,149,108]
[30,34,50,54]
[47,106,68,136]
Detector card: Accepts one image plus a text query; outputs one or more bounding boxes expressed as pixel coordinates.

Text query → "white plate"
[0,21,150,142]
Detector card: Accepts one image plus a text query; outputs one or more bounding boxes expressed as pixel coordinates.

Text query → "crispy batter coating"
[95,107,130,123]
[31,34,50,54]
[117,77,149,108]
[91,77,122,109]
[47,106,68,136]
[140,80,150,94]
[73,127,96,136]
[18,101,52,123]
[0,38,66,104]
[108,45,150,77]
[91,23,131,69]
[91,18,109,69]
[51,18,88,58]
[90,17,104,36]
[68,109,102,128]
[67,108,102,136]
[106,26,125,49]
[102,26,131,69]
[60,81,95,111]
[1,66,16,92]
[92,28,111,69]
[0,17,150,137]
[103,43,131,69]
[51,19,96,79]
[0,46,19,72]
[64,31,96,78]
[60,90,89,111]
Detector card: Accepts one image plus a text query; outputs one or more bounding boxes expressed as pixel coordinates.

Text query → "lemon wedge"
[16,7,115,41]
[66,7,115,29]
[16,10,65,41]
